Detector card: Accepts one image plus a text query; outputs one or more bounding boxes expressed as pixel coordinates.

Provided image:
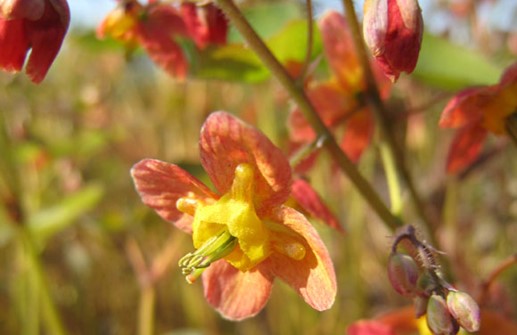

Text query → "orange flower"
[289,11,390,164]
[131,112,336,320]
[363,0,423,82]
[0,0,70,83]
[439,62,517,174]
[97,1,228,79]
[347,306,517,335]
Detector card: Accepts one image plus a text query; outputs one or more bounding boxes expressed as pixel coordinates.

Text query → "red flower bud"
[387,253,419,296]
[446,290,480,332]
[363,0,423,81]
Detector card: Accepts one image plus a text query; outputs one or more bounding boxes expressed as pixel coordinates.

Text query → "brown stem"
[479,253,517,305]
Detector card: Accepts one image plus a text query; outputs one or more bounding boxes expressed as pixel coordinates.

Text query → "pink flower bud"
[363,0,423,81]
[426,294,458,335]
[446,291,480,332]
[387,253,419,296]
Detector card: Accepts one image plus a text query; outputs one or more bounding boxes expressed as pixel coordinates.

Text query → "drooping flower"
[288,11,390,165]
[97,0,189,78]
[0,0,70,83]
[439,62,517,174]
[131,112,336,320]
[363,0,424,82]
[97,0,228,79]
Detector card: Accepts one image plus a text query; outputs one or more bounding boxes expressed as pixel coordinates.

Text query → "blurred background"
[1,0,517,334]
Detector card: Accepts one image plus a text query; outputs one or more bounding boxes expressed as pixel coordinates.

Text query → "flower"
[347,306,517,335]
[363,0,424,82]
[97,0,189,79]
[439,62,517,174]
[131,112,336,320]
[97,0,228,79]
[288,11,390,166]
[0,0,70,83]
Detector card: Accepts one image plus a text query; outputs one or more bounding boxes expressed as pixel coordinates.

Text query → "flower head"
[0,0,70,83]
[363,0,424,82]
[289,11,390,164]
[439,62,517,174]
[98,0,228,79]
[131,112,336,320]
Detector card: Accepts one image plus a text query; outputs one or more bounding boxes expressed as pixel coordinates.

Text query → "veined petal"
[290,178,343,232]
[130,159,216,229]
[446,124,488,174]
[136,4,189,79]
[202,260,273,321]
[181,2,227,49]
[341,109,374,163]
[200,112,292,214]
[267,206,336,311]
[439,87,491,128]
[24,0,69,83]
[319,11,363,92]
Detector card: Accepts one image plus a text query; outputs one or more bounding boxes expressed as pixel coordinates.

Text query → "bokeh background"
[1,1,517,334]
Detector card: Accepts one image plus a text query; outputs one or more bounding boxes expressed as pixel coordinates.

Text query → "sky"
[69,0,517,33]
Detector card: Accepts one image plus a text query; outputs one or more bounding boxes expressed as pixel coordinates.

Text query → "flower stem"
[215,0,401,231]
[19,227,68,335]
[341,0,434,235]
[479,253,517,305]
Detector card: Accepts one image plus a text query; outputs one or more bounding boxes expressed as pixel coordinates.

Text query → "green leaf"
[227,2,303,43]
[190,19,322,83]
[413,33,503,90]
[28,184,104,243]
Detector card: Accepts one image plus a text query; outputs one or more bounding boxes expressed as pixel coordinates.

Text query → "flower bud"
[387,253,419,296]
[426,294,458,335]
[363,0,423,81]
[413,295,428,318]
[446,291,480,332]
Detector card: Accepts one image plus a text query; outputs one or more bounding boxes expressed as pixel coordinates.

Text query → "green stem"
[298,0,314,83]
[19,227,67,335]
[380,143,402,216]
[341,0,434,234]
[138,286,155,335]
[215,0,401,231]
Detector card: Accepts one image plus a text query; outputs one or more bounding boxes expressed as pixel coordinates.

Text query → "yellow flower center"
[177,163,306,283]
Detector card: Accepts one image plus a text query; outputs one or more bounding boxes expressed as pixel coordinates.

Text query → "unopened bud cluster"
[387,226,480,335]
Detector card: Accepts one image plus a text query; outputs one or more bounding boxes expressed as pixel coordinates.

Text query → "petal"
[0,18,29,72]
[200,112,292,214]
[499,61,517,87]
[347,320,396,335]
[290,178,344,232]
[267,206,336,311]
[446,124,488,174]
[319,11,363,91]
[136,4,189,79]
[1,0,44,20]
[202,260,273,321]
[24,0,70,83]
[439,87,492,128]
[341,109,374,163]
[181,2,227,49]
[376,306,419,333]
[130,159,216,230]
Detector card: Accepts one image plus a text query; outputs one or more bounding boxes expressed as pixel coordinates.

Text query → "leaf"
[190,19,322,82]
[28,184,104,243]
[227,1,303,43]
[413,33,503,90]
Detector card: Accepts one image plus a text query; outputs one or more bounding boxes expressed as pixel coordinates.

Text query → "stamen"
[176,196,198,216]
[275,241,306,260]
[178,230,237,283]
[229,164,254,202]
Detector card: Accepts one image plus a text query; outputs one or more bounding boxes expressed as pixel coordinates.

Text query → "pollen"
[176,195,198,216]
